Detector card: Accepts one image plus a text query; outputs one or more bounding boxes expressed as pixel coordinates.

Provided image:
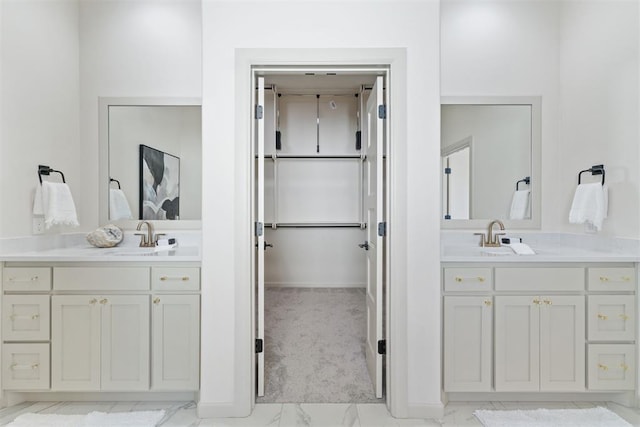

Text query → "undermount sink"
[102,246,177,256]
[480,246,515,256]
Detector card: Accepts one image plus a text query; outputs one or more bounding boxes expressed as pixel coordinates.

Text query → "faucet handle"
[473,232,487,247]
[493,232,506,245]
[154,233,166,245]
[134,232,148,247]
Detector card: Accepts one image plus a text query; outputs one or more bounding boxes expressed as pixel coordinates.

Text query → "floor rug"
[7,410,165,426]
[257,287,380,403]
[474,407,631,427]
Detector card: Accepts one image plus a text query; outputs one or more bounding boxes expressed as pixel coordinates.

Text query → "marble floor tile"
[199,403,282,427]
[279,403,360,427]
[441,402,498,426]
[496,401,580,410]
[357,404,441,426]
[603,402,640,426]
[0,402,61,426]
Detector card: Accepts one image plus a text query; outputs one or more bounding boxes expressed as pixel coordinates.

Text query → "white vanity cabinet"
[442,263,636,398]
[2,262,201,395]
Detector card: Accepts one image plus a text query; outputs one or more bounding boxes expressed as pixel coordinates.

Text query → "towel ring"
[578,164,605,185]
[109,178,121,189]
[516,176,530,191]
[38,165,66,184]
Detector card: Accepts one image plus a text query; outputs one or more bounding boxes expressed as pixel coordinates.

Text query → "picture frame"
[139,144,180,220]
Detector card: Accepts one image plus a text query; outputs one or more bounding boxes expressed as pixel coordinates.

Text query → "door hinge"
[377,339,386,355]
[378,105,386,119]
[255,339,263,353]
[444,167,452,175]
[255,105,263,120]
[255,222,263,237]
[377,222,386,237]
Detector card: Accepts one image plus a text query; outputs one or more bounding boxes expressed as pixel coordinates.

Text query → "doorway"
[251,67,389,403]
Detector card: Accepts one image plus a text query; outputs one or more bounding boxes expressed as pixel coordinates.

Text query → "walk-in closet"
[253,70,387,403]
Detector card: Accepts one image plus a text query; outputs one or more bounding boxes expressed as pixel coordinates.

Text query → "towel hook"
[109,178,121,189]
[578,164,605,185]
[38,165,66,184]
[516,176,530,191]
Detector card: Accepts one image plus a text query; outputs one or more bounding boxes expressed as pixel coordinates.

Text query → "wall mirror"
[441,96,541,229]
[99,97,202,229]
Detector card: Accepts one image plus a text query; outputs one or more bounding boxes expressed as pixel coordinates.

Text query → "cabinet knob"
[598,363,609,371]
[484,300,492,307]
[89,298,97,305]
[543,299,552,305]
[153,298,161,305]
[533,299,541,305]
[621,363,629,371]
[619,314,629,321]
[597,314,608,320]
[599,276,610,282]
[100,298,108,305]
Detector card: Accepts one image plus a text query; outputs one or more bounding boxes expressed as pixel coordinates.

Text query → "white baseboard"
[406,402,445,419]
[448,391,632,402]
[266,282,365,288]
[10,391,197,402]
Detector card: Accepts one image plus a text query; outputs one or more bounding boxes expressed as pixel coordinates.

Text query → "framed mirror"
[99,97,202,229]
[440,96,541,229]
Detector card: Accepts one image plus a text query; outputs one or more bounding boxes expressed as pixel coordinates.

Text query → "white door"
[101,295,149,391]
[364,76,384,398]
[256,76,266,396]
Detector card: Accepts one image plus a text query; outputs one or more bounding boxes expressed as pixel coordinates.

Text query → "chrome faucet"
[474,219,506,247]
[135,221,157,247]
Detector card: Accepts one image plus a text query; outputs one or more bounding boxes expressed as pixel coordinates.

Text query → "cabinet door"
[101,296,150,391]
[495,296,540,391]
[152,295,200,390]
[444,296,492,391]
[539,295,585,391]
[51,295,101,391]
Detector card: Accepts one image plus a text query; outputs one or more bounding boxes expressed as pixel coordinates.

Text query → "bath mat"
[474,406,631,427]
[7,409,165,427]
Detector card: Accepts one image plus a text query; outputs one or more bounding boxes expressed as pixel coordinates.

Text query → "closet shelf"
[265,222,365,229]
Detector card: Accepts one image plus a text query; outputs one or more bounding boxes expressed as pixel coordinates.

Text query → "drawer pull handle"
[11,363,39,371]
[600,276,632,282]
[8,276,39,283]
[543,299,552,305]
[621,363,629,371]
[100,298,108,305]
[153,298,161,305]
[9,314,39,321]
[597,314,608,320]
[454,276,485,283]
[89,298,97,305]
[484,300,492,306]
[619,314,629,321]
[599,276,610,282]
[160,276,190,282]
[533,299,541,305]
[598,363,609,371]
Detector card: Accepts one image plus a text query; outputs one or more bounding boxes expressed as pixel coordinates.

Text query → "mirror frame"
[440,96,541,230]
[98,97,202,230]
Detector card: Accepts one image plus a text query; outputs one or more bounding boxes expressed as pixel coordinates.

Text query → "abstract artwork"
[139,144,180,220]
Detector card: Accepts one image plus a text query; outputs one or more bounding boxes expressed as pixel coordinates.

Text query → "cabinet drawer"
[2,343,50,390]
[3,267,51,291]
[3,295,50,341]
[443,268,491,292]
[588,295,635,341]
[588,344,635,390]
[54,267,149,291]
[495,268,584,291]
[152,267,200,291]
[588,268,635,291]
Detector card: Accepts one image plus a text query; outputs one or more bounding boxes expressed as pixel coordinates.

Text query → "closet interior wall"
[262,78,372,288]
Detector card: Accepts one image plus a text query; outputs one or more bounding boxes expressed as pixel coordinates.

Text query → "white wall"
[0,0,81,238]
[201,0,441,419]
[79,0,202,229]
[441,0,561,230]
[557,1,639,238]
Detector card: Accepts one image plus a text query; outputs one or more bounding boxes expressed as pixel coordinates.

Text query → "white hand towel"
[509,189,530,220]
[41,181,80,229]
[109,188,133,220]
[569,183,608,230]
[33,185,44,215]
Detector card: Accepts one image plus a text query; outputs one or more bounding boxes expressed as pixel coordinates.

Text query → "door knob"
[358,241,370,250]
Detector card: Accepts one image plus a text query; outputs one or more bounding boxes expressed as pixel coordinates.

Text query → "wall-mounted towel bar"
[578,164,605,185]
[516,176,530,191]
[109,178,121,189]
[38,165,65,184]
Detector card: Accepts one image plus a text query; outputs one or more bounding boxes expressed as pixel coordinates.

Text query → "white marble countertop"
[441,231,640,263]
[0,231,201,263]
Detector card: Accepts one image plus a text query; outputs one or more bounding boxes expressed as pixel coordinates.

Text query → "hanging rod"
[578,164,605,185]
[38,165,65,184]
[264,154,365,159]
[516,176,530,191]
[265,222,365,229]
[109,178,121,189]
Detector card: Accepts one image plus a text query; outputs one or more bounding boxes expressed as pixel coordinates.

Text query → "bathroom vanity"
[0,239,201,401]
[441,236,639,404]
